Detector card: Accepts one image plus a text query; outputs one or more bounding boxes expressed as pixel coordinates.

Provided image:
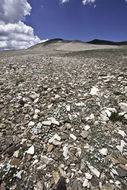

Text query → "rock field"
[0,47,127,190]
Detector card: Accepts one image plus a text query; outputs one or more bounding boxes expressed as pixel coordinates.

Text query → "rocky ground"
[0,47,127,190]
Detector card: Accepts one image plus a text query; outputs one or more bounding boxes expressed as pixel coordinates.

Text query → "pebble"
[49,117,59,125]
[52,171,60,184]
[15,171,23,179]
[99,148,108,156]
[118,130,126,138]
[90,86,99,96]
[87,162,100,178]
[63,145,69,159]
[42,121,52,126]
[80,131,89,139]
[49,134,61,145]
[72,180,82,190]
[41,155,54,165]
[13,150,19,158]
[28,121,35,127]
[116,140,126,153]
[26,145,35,155]
[84,125,90,131]
[47,145,54,152]
[85,173,92,180]
[66,105,71,112]
[119,102,127,112]
[35,109,40,114]
[83,179,89,188]
[70,134,77,140]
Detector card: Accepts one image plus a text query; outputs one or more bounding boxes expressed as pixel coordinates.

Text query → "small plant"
[109,112,124,122]
[113,91,123,96]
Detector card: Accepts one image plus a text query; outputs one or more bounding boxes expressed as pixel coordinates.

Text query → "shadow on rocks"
[56,177,67,190]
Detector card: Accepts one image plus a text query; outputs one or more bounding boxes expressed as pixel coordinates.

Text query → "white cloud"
[82,0,96,5]
[0,21,40,50]
[61,0,69,3]
[0,0,31,24]
[0,0,41,50]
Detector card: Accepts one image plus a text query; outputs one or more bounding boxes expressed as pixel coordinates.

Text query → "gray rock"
[72,180,82,190]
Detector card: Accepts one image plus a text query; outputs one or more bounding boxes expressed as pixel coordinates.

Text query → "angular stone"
[80,131,89,139]
[90,86,99,96]
[117,167,127,177]
[87,162,100,178]
[28,121,35,127]
[70,134,77,140]
[42,121,52,126]
[102,185,115,190]
[99,148,108,156]
[118,156,127,165]
[72,180,82,190]
[26,145,34,155]
[0,183,6,190]
[119,102,127,112]
[10,158,20,166]
[35,181,46,190]
[47,145,54,152]
[52,171,60,184]
[41,155,54,165]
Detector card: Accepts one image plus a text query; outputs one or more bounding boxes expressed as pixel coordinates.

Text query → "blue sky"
[0,0,127,50]
[26,0,127,42]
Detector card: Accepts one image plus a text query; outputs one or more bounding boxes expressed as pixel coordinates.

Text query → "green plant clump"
[109,112,125,122]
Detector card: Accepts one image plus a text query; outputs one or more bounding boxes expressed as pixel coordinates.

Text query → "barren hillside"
[0,41,127,190]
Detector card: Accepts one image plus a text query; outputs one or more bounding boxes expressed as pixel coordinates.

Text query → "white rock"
[83,179,89,187]
[90,86,99,96]
[85,173,92,180]
[63,145,69,159]
[87,162,100,178]
[49,117,59,125]
[99,148,108,156]
[42,121,52,126]
[33,114,38,119]
[77,147,81,157]
[48,104,53,109]
[55,94,60,99]
[84,125,90,131]
[32,159,38,165]
[49,134,61,144]
[34,98,39,103]
[100,114,109,122]
[124,114,127,119]
[13,150,19,158]
[105,109,111,117]
[37,122,42,128]
[75,102,85,107]
[52,140,62,146]
[116,140,126,153]
[41,155,54,165]
[118,130,126,138]
[15,171,23,179]
[85,114,95,121]
[29,93,39,100]
[35,109,40,114]
[70,134,77,140]
[66,105,71,112]
[108,108,117,112]
[112,168,118,175]
[28,121,35,127]
[21,138,27,144]
[115,180,121,187]
[26,145,34,155]
[119,102,127,112]
[125,86,127,94]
